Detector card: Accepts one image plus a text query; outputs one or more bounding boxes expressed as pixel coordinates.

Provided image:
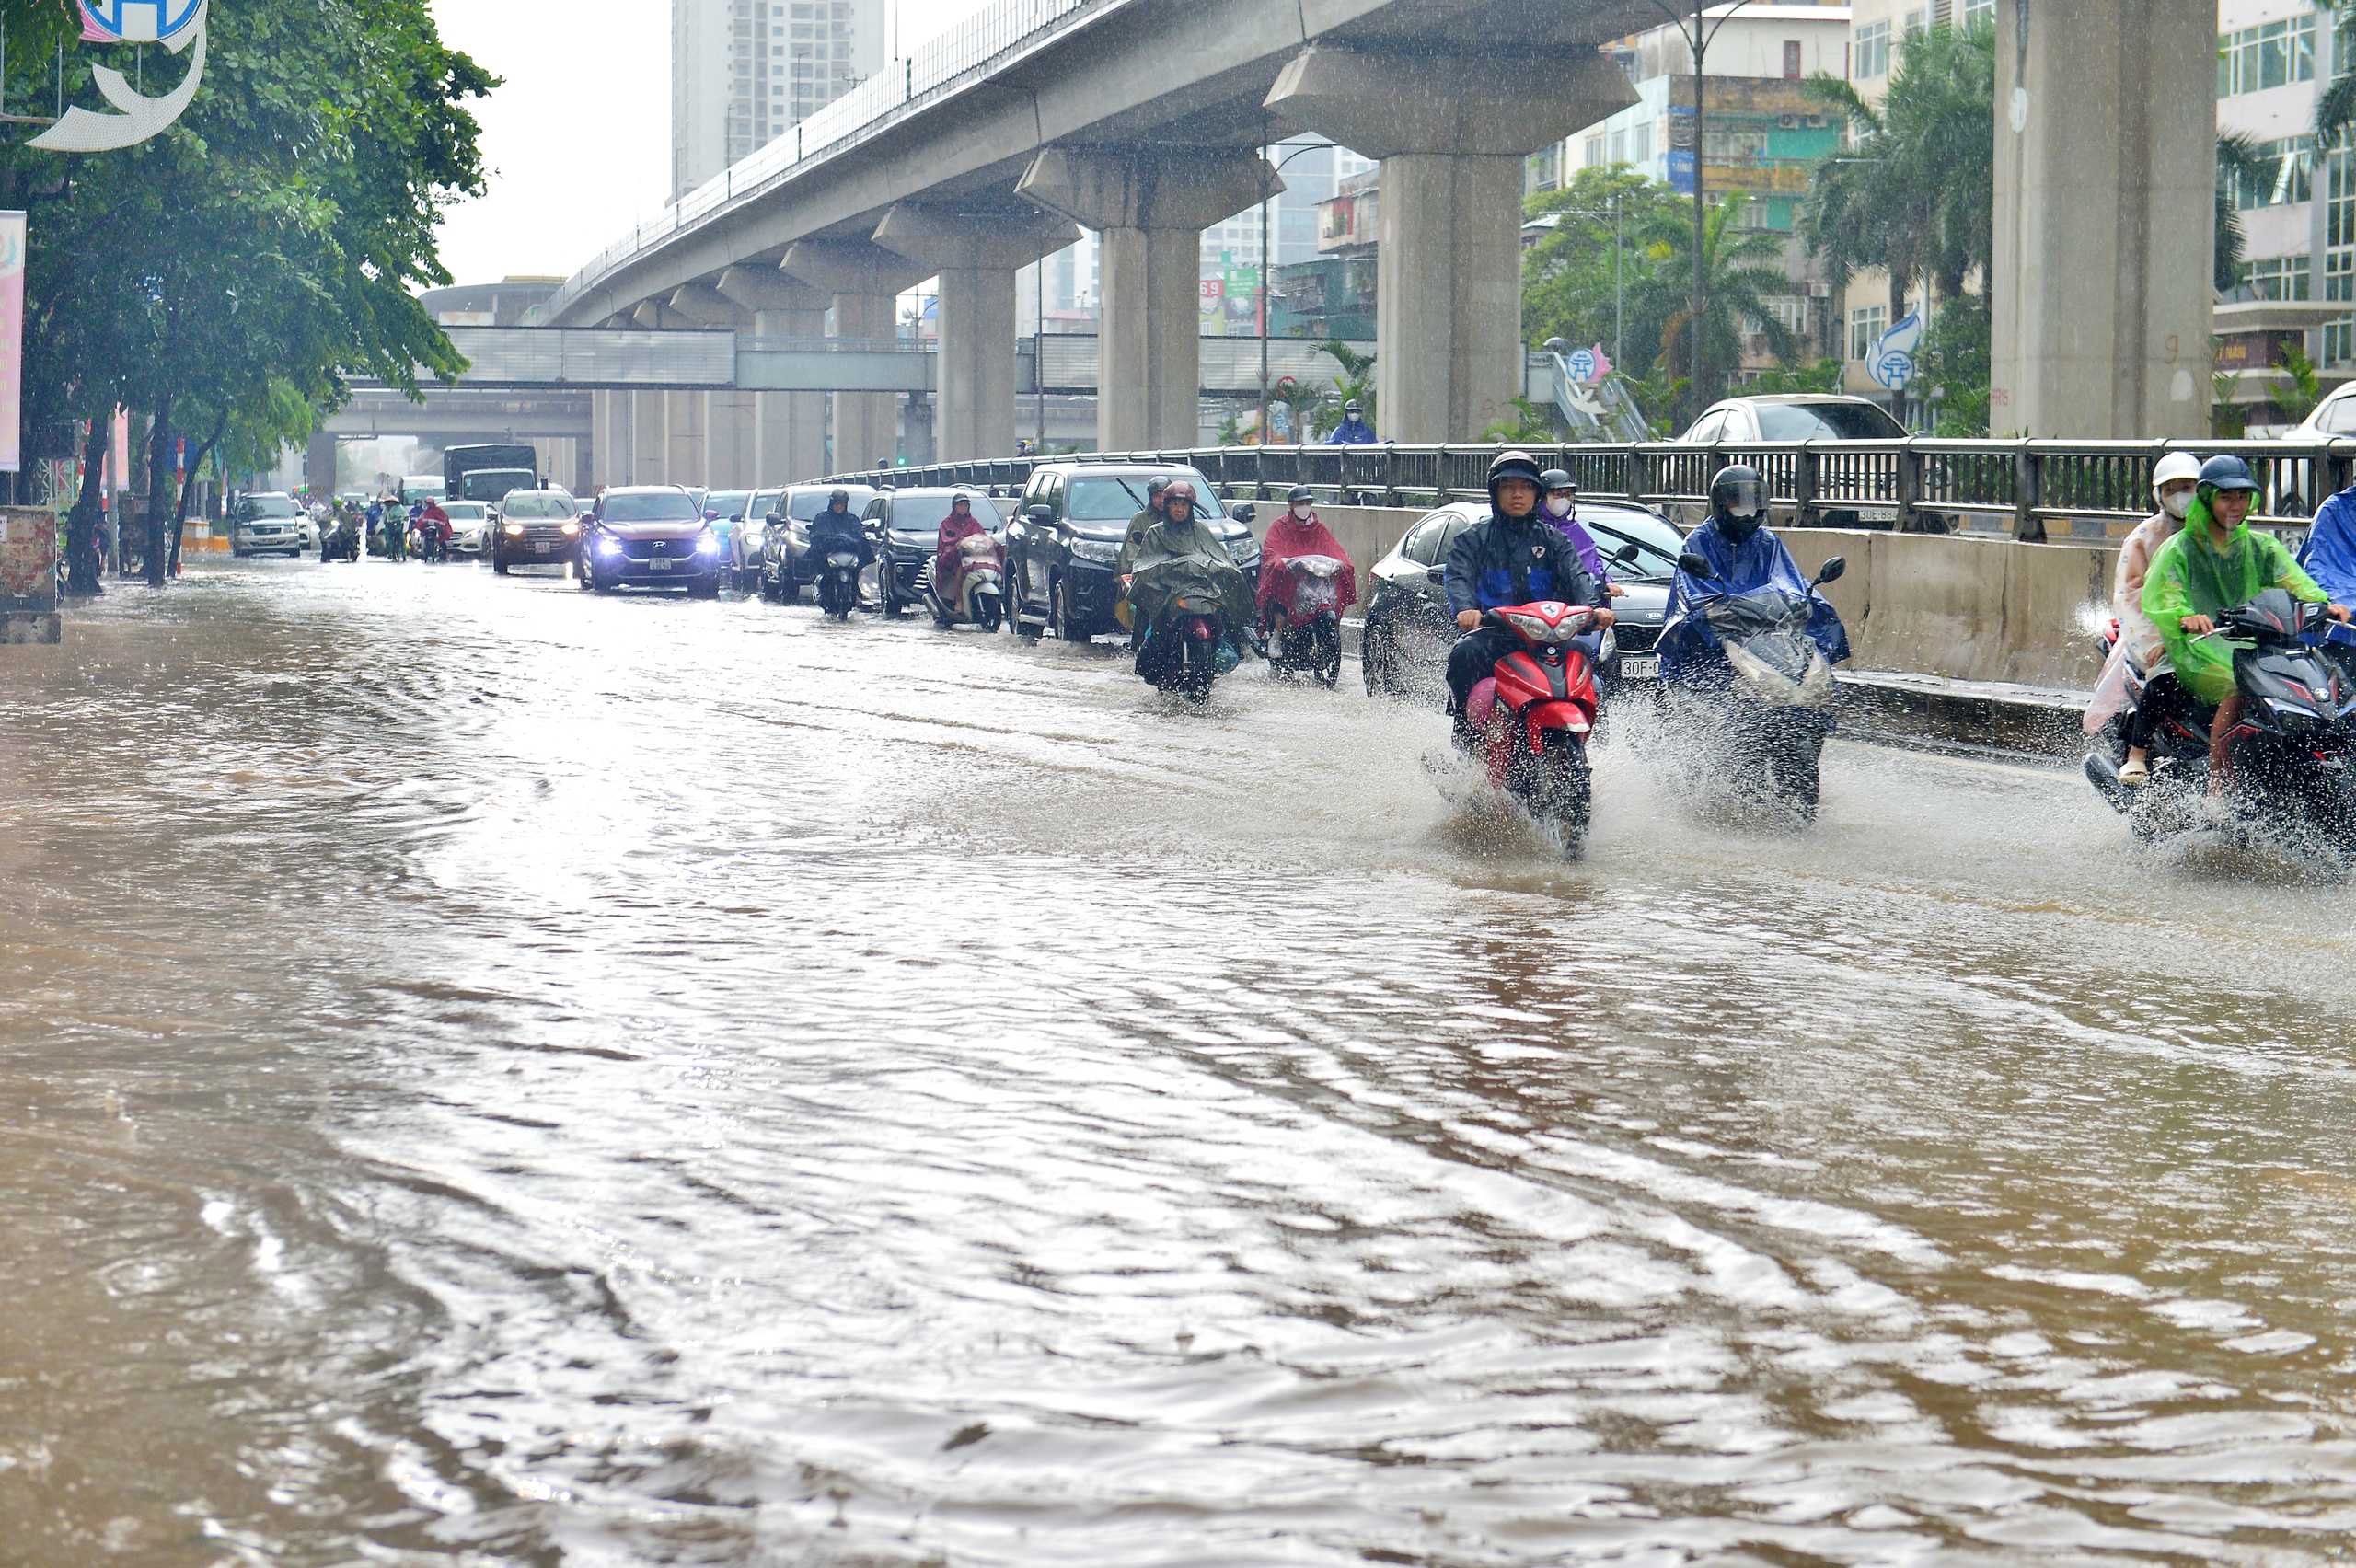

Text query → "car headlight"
[503,523,525,536]
[1599,626,1618,663]
[595,536,623,556]
[1069,538,1121,566]
[697,530,724,555]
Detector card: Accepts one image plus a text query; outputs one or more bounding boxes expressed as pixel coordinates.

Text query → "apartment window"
[1584,136,1604,167]
[1854,20,1891,78]
[2327,150,2356,363]
[1633,121,1653,163]
[1610,127,1627,163]
[1783,40,1801,79]
[2241,256,2312,301]
[1960,0,1993,27]
[1903,8,1925,37]
[1850,305,1886,362]
[2219,16,2316,98]
[2229,135,2316,211]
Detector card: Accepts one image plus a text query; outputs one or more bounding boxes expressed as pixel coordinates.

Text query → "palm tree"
[2216,133,2287,294]
[1311,340,1375,439]
[1652,190,1803,409]
[1801,18,1994,326]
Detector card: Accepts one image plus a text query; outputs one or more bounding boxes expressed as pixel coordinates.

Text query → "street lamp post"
[1256,139,1338,447]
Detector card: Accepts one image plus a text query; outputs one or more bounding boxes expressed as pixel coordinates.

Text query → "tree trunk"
[65,419,105,596]
[169,414,225,581]
[144,396,174,586]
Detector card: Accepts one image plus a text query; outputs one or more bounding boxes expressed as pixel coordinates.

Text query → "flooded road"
[6,556,2356,1566]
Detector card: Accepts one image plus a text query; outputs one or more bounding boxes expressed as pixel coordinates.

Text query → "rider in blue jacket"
[1329,401,1377,445]
[1441,450,1612,746]
[803,489,872,568]
[1657,464,1849,686]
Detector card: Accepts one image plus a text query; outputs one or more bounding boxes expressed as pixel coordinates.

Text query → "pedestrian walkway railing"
[824,436,2356,542]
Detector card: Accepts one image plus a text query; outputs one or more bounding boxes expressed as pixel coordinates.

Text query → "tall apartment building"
[673,0,887,202]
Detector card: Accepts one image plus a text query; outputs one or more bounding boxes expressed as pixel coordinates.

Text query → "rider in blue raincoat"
[2298,481,2356,604]
[1657,464,1850,686]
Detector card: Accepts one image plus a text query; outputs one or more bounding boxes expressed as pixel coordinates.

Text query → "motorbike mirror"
[1612,541,1641,564]
[1677,551,1715,578]
[1815,556,1847,586]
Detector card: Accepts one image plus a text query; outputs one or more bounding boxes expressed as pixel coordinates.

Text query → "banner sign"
[0,213,22,474]
[34,0,210,153]
[1871,311,1924,392]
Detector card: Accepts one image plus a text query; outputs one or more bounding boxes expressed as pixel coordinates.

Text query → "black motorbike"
[1660,552,1846,824]
[2085,588,2356,853]
[815,550,863,622]
[319,522,361,563]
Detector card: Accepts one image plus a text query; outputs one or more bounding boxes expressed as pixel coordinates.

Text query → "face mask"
[1290,502,1312,521]
[1544,495,1574,518]
[2160,490,2193,520]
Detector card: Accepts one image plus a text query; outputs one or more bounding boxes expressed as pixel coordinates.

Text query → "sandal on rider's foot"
[2118,758,2150,787]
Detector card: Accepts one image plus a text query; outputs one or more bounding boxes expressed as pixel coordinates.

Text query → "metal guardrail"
[823,437,2356,542]
[539,0,1132,325]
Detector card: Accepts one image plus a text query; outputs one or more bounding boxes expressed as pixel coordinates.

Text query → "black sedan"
[861,489,1007,616]
[1003,462,1259,643]
[1357,501,1686,701]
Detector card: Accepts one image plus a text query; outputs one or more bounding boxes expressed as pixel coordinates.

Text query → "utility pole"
[1690,0,1707,426]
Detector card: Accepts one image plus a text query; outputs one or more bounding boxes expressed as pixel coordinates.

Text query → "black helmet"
[1488,449,1545,515]
[1540,467,1575,491]
[1710,463,1769,545]
[828,488,849,505]
[1287,484,1314,505]
[2198,454,2259,494]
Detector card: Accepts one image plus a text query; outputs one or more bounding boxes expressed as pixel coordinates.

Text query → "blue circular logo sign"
[80,0,203,42]
[1565,348,1599,385]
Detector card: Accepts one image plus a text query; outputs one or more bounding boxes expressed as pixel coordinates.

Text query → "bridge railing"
[821,436,2356,542]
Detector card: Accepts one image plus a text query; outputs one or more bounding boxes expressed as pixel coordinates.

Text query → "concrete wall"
[1301,507,2116,692]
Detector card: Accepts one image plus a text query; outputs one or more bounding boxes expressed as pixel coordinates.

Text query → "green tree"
[1655,191,1803,411]
[1483,397,1558,444]
[1913,292,1990,435]
[6,0,491,591]
[1744,360,1843,394]
[1522,167,1688,386]
[1801,17,1994,325]
[1311,340,1375,438]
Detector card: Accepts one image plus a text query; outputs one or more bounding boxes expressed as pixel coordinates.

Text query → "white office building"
[673,0,887,202]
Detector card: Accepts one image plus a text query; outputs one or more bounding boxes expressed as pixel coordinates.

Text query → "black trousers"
[1445,626,1525,712]
[2126,670,2191,751]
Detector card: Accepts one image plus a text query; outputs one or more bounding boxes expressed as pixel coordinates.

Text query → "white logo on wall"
[32,0,209,154]
[1870,311,1923,392]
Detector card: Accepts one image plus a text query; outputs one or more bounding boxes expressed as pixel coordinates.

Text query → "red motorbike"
[1457,600,1602,856]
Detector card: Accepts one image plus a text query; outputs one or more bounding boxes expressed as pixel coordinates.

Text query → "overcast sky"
[427,0,989,288]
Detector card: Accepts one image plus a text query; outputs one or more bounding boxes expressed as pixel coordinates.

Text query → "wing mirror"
[1025,503,1053,525]
[1815,556,1847,586]
[766,511,783,528]
[1232,502,1257,525]
[1678,551,1715,578]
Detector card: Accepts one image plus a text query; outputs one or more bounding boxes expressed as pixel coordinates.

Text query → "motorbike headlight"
[1500,611,1553,643]
[1598,626,1618,663]
[2269,697,2325,723]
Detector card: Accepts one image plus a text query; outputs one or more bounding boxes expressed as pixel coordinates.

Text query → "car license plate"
[532,542,549,555]
[1854,506,1898,522]
[648,558,672,571]
[1619,654,1660,680]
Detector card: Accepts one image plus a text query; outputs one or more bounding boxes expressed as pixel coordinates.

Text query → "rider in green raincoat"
[2142,455,2350,787]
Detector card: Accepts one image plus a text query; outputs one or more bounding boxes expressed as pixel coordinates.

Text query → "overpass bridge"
[532,0,2212,480]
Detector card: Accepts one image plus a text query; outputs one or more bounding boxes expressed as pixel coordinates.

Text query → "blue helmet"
[2198,455,2259,493]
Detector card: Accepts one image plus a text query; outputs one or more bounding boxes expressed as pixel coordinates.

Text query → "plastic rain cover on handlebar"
[1705,593,1836,708]
[1129,548,1251,635]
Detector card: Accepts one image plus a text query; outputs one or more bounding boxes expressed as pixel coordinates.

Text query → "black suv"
[862,489,1008,615]
[1005,463,1260,642]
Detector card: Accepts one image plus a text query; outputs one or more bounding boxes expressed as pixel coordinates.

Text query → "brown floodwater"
[5,556,2356,1566]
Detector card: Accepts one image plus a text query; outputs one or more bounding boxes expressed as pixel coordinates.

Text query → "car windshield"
[602,491,701,523]
[706,490,750,518]
[501,493,575,519]
[1754,401,1907,441]
[243,496,301,519]
[443,503,489,521]
[891,492,1004,529]
[790,488,875,521]
[1577,508,1687,579]
[1062,471,1225,523]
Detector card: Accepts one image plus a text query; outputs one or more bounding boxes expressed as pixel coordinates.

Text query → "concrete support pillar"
[780,241,930,472]
[1017,148,1281,452]
[1992,0,2212,439]
[1265,48,1634,443]
[594,389,629,490]
[666,391,709,487]
[631,389,666,485]
[871,206,1081,462]
[718,266,830,481]
[306,427,337,496]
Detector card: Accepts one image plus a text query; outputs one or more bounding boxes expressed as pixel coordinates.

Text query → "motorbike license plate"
[648,558,673,571]
[1619,654,1660,680]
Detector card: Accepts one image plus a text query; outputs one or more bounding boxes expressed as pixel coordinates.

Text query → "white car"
[442,500,493,558]
[230,492,306,558]
[1677,394,1909,444]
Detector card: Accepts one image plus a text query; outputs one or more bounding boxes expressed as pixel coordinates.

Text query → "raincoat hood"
[2142,495,2327,704]
[1657,518,1849,682]
[2298,487,2356,603]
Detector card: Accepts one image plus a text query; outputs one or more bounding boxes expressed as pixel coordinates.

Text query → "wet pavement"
[6,555,2356,1566]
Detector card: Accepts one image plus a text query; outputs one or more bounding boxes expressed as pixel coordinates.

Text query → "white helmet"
[2152,451,2203,506]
